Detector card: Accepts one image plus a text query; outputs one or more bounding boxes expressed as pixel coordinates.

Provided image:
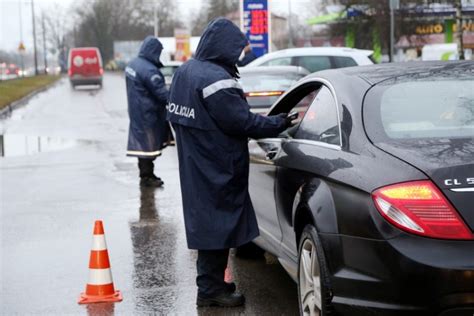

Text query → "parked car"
[161,61,183,88]
[238,66,309,113]
[248,61,474,315]
[246,47,374,73]
[68,47,103,88]
[0,63,20,80]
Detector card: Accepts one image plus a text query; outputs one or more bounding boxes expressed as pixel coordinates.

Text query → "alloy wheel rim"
[299,238,322,316]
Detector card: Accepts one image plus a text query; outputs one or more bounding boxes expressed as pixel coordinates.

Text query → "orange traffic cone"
[78,220,122,304]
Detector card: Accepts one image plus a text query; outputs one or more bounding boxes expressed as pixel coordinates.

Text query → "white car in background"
[246,47,374,73]
[161,61,183,88]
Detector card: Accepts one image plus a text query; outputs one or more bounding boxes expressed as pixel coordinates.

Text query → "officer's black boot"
[196,292,245,307]
[196,249,245,307]
[138,158,163,187]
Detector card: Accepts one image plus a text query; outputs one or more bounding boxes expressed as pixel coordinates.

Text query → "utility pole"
[154,4,159,37]
[287,0,293,48]
[455,0,464,60]
[389,0,399,62]
[19,0,25,76]
[42,12,48,73]
[31,0,39,75]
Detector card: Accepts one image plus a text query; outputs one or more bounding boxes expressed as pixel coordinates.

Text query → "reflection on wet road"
[0,134,84,157]
[0,74,298,315]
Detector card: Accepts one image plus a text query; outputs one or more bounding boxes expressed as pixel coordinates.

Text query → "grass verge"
[0,75,61,110]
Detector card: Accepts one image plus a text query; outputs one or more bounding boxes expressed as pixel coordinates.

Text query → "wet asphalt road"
[0,73,298,315]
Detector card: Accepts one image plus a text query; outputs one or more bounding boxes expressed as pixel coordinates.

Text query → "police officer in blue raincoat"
[167,18,291,307]
[125,36,169,187]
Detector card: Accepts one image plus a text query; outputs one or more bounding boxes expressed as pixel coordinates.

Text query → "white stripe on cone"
[91,235,107,251]
[88,268,113,285]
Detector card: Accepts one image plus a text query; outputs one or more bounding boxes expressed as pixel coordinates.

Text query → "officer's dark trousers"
[138,158,155,178]
[197,249,230,297]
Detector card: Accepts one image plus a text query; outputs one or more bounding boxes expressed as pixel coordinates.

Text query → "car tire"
[297,225,333,316]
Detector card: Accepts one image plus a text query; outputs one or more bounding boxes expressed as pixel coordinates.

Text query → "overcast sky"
[1,0,311,53]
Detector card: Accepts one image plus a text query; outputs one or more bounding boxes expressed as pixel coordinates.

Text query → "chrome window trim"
[450,188,474,192]
[253,138,283,143]
[257,77,343,150]
[296,77,343,148]
[286,138,341,151]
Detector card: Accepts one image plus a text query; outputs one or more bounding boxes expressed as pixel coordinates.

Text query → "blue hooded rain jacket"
[125,36,169,158]
[167,18,288,250]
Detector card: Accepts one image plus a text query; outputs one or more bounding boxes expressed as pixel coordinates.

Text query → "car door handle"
[265,149,279,160]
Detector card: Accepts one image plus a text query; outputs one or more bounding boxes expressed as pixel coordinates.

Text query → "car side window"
[297,56,332,73]
[268,83,320,121]
[295,86,340,146]
[261,57,292,67]
[333,56,358,68]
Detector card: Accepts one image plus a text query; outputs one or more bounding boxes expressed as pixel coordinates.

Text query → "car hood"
[375,138,474,231]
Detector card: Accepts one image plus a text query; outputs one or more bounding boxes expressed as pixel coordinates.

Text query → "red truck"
[68,47,103,88]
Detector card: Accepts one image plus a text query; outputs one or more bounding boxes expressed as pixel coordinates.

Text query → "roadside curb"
[0,77,63,119]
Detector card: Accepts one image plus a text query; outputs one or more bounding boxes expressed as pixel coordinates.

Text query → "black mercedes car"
[248,61,474,316]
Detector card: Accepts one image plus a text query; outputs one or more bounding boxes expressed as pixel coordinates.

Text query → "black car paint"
[248,62,474,315]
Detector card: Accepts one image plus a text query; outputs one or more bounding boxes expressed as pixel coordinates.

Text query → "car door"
[248,83,318,254]
[248,138,284,253]
[275,84,342,260]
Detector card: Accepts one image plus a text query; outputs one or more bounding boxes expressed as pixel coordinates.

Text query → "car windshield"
[239,73,303,93]
[367,79,474,140]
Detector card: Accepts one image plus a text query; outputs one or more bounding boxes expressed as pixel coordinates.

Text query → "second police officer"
[125,36,169,188]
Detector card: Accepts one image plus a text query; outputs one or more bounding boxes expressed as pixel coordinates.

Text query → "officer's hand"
[276,112,297,128]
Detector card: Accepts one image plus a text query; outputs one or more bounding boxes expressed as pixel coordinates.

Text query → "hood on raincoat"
[195,18,248,68]
[138,36,164,67]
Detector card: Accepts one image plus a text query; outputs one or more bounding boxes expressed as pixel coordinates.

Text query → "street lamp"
[154,4,159,37]
[287,0,293,48]
[18,0,25,76]
[31,0,39,75]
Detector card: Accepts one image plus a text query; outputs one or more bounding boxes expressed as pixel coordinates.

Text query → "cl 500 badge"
[444,178,474,186]
[444,177,474,192]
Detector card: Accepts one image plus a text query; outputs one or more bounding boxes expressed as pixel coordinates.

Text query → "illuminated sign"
[415,21,474,35]
[241,0,270,57]
[175,29,191,62]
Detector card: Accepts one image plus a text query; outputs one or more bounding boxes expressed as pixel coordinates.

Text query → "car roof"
[239,65,309,76]
[255,47,373,58]
[70,47,100,51]
[163,61,183,66]
[309,61,474,86]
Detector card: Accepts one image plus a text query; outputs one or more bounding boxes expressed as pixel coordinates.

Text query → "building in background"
[306,1,474,61]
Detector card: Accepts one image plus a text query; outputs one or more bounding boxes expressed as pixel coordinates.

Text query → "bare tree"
[38,5,72,72]
[190,0,239,36]
[73,0,183,62]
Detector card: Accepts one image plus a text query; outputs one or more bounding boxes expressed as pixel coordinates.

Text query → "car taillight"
[99,68,104,75]
[372,181,473,240]
[245,91,283,97]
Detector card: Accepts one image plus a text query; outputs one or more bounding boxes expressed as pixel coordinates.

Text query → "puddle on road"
[0,134,78,157]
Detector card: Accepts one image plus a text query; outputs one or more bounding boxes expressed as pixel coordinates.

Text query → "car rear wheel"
[298,225,332,316]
